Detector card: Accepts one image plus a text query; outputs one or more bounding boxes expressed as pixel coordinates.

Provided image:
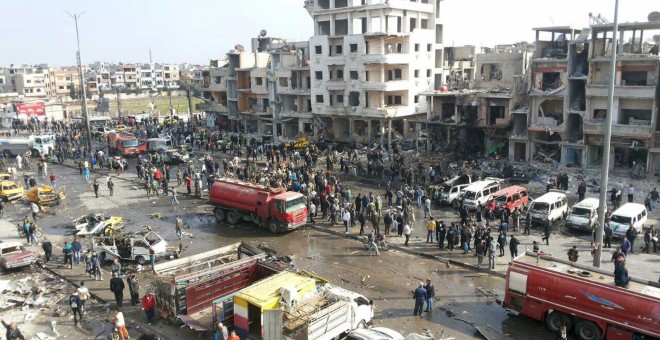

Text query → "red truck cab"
[504,252,659,340]
[107,132,146,156]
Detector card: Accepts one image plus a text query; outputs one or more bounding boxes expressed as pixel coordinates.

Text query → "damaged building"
[305,0,444,144]
[200,38,311,139]
[424,44,532,156]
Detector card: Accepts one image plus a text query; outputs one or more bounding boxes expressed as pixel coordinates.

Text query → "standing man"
[110,272,125,308]
[626,224,638,253]
[511,208,520,232]
[175,217,183,239]
[30,202,39,221]
[367,228,380,256]
[90,251,103,281]
[541,221,551,245]
[627,184,634,203]
[567,245,580,262]
[71,238,82,265]
[476,240,485,269]
[92,179,100,198]
[107,177,114,196]
[487,236,496,270]
[426,217,436,243]
[127,274,140,306]
[651,188,659,210]
[577,181,587,201]
[604,222,613,248]
[424,278,435,312]
[77,281,90,312]
[69,290,83,327]
[41,237,53,264]
[412,282,427,316]
[509,235,520,259]
[142,291,156,325]
[1,320,26,340]
[149,246,156,273]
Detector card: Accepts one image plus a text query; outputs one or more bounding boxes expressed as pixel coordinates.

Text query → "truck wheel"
[135,256,145,265]
[226,211,239,225]
[545,311,572,333]
[268,222,279,233]
[214,208,226,222]
[575,321,601,340]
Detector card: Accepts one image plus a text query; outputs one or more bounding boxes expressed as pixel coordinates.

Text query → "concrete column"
[380,10,385,32]
[366,9,372,32]
[349,118,354,139]
[380,37,385,55]
[387,118,392,147]
[330,17,335,36]
[347,12,353,35]
[380,64,385,83]
[367,120,372,143]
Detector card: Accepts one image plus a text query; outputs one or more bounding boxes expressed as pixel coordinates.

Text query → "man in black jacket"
[41,238,53,264]
[110,272,125,307]
[69,291,83,326]
[424,278,435,312]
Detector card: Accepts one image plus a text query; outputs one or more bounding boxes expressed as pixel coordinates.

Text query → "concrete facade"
[305,0,444,144]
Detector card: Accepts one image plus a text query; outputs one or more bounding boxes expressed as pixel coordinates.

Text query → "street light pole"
[66,11,92,153]
[594,0,619,267]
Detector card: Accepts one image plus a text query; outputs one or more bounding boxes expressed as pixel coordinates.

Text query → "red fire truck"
[503,252,659,340]
[107,132,146,156]
[209,178,308,233]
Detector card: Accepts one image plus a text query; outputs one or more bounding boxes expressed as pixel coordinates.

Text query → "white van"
[440,175,472,207]
[610,203,647,238]
[461,178,504,209]
[565,198,599,231]
[527,191,568,226]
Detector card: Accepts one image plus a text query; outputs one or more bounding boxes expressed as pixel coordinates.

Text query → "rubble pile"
[0,270,68,311]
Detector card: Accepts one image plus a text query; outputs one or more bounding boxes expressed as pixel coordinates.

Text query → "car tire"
[135,256,145,265]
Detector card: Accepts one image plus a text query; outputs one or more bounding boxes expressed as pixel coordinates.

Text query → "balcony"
[583,120,652,137]
[325,80,346,91]
[361,54,410,65]
[196,102,228,112]
[586,85,656,99]
[361,80,409,91]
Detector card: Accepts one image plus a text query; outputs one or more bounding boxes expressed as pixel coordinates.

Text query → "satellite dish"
[260,29,267,37]
[649,11,660,22]
[234,44,245,52]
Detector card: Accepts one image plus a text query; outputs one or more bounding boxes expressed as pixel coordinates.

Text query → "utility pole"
[115,86,121,118]
[187,84,194,129]
[66,10,92,153]
[167,83,174,117]
[594,0,619,267]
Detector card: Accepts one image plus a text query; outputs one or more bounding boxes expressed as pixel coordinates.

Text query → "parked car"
[90,231,175,264]
[0,180,24,202]
[73,213,124,236]
[345,327,404,340]
[0,241,36,270]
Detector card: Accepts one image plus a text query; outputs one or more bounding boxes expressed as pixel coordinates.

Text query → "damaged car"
[73,213,124,236]
[90,231,178,264]
[0,241,36,270]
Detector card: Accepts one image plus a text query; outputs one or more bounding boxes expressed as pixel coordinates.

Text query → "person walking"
[488,236,496,270]
[108,177,114,196]
[83,168,90,183]
[127,274,140,306]
[367,228,379,256]
[604,222,613,248]
[71,237,82,265]
[175,217,183,239]
[28,222,38,245]
[77,281,90,312]
[90,251,103,281]
[214,321,229,340]
[142,291,156,325]
[621,236,631,256]
[403,223,412,246]
[92,179,100,198]
[1,319,26,340]
[50,172,56,188]
[69,290,83,327]
[424,278,435,312]
[110,272,125,307]
[577,181,586,201]
[541,221,551,245]
[627,184,634,203]
[567,245,580,262]
[651,188,659,210]
[476,240,485,269]
[41,237,52,264]
[412,282,427,316]
[30,202,39,221]
[171,187,180,205]
[149,246,156,273]
[63,242,73,269]
[509,235,519,259]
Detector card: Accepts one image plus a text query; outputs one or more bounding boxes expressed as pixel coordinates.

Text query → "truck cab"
[271,192,309,232]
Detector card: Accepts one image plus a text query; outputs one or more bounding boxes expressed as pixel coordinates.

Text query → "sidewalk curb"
[309,225,506,278]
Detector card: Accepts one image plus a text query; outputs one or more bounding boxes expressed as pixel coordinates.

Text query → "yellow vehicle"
[115,125,129,132]
[0,173,11,182]
[285,136,309,150]
[0,180,24,202]
[26,185,65,207]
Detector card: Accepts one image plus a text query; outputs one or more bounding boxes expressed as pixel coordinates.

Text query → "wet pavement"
[3,147,656,339]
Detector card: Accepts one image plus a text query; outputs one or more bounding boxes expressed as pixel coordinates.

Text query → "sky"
[0,0,657,67]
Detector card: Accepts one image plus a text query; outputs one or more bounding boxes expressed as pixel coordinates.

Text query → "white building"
[305,0,444,143]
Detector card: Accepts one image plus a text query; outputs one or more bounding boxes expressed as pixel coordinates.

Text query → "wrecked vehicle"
[0,180,24,202]
[73,214,124,236]
[26,185,65,207]
[90,231,174,264]
[438,174,473,207]
[0,241,36,270]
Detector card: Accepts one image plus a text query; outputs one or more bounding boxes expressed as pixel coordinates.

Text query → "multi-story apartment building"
[121,65,139,89]
[0,68,7,93]
[442,45,476,90]
[305,0,444,143]
[423,44,531,155]
[509,21,660,173]
[163,64,180,89]
[49,69,80,97]
[180,66,205,87]
[13,65,51,98]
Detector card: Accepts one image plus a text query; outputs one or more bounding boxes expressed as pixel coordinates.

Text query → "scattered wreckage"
[90,230,179,264]
[72,213,124,236]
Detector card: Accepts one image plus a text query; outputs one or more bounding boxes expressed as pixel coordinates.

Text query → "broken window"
[541,72,561,91]
[318,0,330,9]
[315,45,322,54]
[350,44,358,53]
[316,95,324,103]
[336,45,343,55]
[335,0,347,8]
[481,63,503,81]
[337,95,344,104]
[621,71,648,86]
[350,71,358,80]
[214,76,222,84]
[427,43,432,52]
[255,77,263,86]
[318,21,330,36]
[421,19,428,29]
[336,69,344,79]
[414,70,419,78]
[315,71,323,80]
[387,95,402,105]
[414,44,420,52]
[279,77,288,87]
[593,109,607,120]
[489,106,505,125]
[349,92,360,106]
[410,18,417,31]
[335,19,348,35]
[619,109,652,125]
